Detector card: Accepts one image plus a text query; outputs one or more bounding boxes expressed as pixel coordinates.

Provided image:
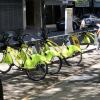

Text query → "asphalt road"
[1,45,100,100]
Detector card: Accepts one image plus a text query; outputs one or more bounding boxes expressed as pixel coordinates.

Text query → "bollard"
[0,79,3,100]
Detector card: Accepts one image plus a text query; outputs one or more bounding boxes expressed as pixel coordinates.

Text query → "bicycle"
[38,34,82,75]
[39,39,62,75]
[0,32,48,81]
[79,30,95,50]
[61,34,82,66]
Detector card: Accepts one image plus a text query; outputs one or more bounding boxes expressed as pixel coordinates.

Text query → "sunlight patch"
[41,88,62,96]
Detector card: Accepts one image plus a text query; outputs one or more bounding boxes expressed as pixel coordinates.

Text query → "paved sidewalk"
[29,59,100,100]
[1,44,100,100]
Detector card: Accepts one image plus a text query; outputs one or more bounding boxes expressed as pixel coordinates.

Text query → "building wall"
[94,0,100,7]
[0,0,23,32]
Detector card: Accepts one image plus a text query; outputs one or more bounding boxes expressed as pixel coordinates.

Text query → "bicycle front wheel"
[25,64,47,81]
[0,64,13,74]
[47,56,62,75]
[80,43,89,50]
[65,51,82,66]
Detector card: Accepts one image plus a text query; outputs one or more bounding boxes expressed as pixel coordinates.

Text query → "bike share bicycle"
[62,34,82,66]
[0,31,48,81]
[39,30,82,75]
[78,26,95,50]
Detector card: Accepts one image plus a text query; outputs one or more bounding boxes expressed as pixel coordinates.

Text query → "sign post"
[65,8,68,34]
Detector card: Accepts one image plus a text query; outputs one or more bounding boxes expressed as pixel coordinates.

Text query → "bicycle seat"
[4,31,16,38]
[7,39,19,46]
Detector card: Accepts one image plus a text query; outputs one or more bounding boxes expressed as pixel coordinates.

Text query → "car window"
[80,15,89,19]
[83,15,90,18]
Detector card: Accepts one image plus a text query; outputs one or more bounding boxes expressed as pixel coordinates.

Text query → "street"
[1,45,100,100]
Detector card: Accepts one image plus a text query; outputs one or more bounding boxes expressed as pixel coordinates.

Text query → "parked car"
[56,18,65,31]
[80,14,100,28]
[56,16,81,31]
[56,14,100,31]
[72,16,81,31]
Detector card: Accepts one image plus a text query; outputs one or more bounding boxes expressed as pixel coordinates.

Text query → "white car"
[80,14,100,27]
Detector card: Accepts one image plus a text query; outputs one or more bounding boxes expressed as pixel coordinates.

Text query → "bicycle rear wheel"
[47,56,62,75]
[25,64,47,81]
[65,51,82,66]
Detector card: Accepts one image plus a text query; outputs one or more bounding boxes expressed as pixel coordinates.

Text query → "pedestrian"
[80,19,86,30]
[95,23,100,51]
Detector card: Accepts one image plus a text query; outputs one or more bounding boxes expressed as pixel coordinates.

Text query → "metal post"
[0,79,3,100]
[41,0,47,40]
[65,8,67,34]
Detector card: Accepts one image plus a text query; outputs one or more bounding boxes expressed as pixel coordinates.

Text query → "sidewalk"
[29,61,100,100]
[1,44,100,100]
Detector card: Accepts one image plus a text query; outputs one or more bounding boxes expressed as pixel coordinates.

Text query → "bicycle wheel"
[25,64,47,81]
[0,64,13,74]
[65,51,82,66]
[47,56,62,75]
[80,43,89,50]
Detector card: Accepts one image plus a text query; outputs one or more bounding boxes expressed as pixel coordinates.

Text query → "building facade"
[0,0,42,33]
[0,0,75,33]
[0,0,23,32]
[0,0,100,33]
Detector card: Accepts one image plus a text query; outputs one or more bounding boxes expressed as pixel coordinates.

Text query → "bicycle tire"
[80,43,89,50]
[0,64,13,74]
[25,64,47,81]
[47,56,62,75]
[65,51,82,66]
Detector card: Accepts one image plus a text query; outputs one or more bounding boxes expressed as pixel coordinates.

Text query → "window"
[95,0,100,2]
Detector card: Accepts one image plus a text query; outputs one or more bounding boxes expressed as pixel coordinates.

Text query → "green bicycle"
[39,35,82,75]
[0,33,48,81]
